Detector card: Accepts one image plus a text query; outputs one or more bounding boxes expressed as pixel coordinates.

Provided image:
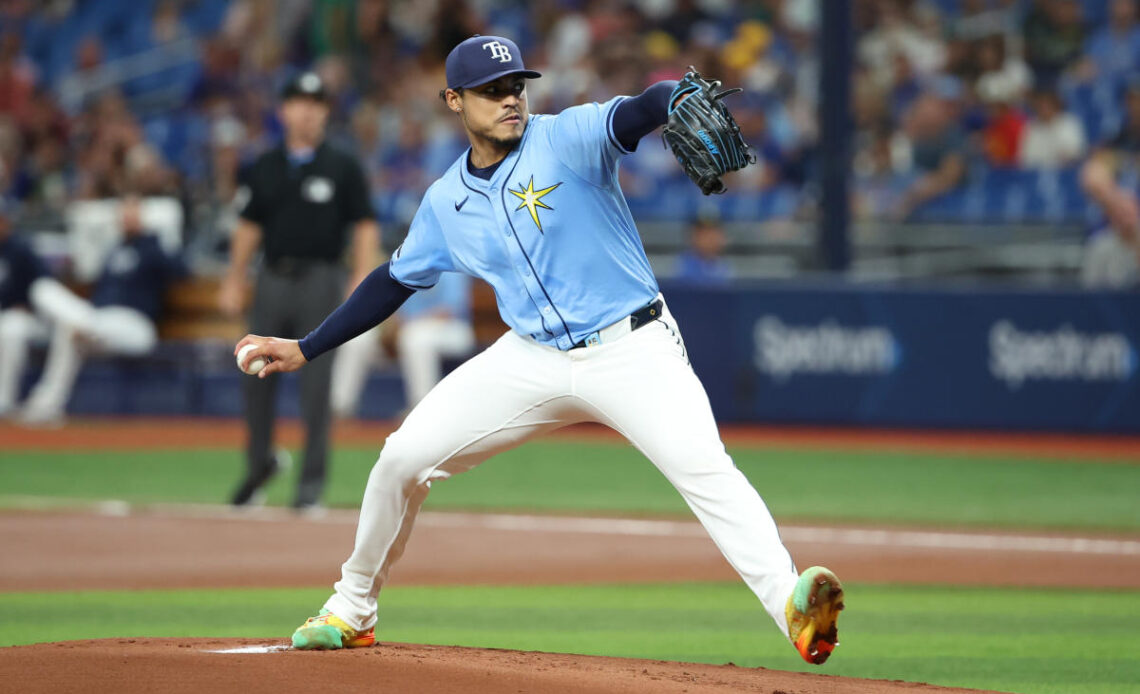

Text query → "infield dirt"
[0,638,1002,694]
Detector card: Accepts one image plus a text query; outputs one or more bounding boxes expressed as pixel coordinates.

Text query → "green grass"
[2,442,1138,531]
[1,583,1137,694]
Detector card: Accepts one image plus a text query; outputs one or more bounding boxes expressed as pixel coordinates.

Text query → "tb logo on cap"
[482,40,512,63]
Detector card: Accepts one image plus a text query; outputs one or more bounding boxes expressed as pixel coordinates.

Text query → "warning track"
[2,418,1139,462]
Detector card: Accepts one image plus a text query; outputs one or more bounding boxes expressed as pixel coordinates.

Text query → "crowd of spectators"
[0,0,1139,266]
[848,0,1137,224]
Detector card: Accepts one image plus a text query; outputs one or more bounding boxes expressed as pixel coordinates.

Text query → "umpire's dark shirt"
[238,141,373,262]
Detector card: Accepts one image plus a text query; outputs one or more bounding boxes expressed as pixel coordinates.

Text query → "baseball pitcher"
[237,35,844,665]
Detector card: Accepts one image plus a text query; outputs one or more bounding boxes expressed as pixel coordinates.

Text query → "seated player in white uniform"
[237,36,845,665]
[19,196,187,425]
[331,270,475,417]
[0,201,51,417]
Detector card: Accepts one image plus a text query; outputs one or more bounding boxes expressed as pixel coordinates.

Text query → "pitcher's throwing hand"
[233,335,307,378]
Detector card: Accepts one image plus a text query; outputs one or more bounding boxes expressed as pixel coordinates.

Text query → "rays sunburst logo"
[508,176,562,232]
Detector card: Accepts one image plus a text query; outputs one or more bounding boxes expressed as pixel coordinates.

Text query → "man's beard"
[464,111,524,150]
[486,132,523,150]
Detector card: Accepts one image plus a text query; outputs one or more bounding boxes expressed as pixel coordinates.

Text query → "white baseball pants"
[0,308,48,413]
[323,299,800,636]
[23,277,156,417]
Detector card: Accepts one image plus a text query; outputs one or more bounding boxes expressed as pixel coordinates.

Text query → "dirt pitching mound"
[0,638,999,694]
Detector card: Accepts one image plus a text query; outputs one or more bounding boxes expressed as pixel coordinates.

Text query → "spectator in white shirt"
[1018,87,1088,169]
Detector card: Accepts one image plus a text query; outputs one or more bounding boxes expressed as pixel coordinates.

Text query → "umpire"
[219,71,380,511]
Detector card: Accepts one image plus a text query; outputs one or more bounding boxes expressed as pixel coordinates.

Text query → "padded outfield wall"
[659,281,1140,433]
[47,281,1140,433]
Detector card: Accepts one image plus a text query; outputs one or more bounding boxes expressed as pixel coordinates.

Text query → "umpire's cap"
[281,71,328,102]
[445,35,541,90]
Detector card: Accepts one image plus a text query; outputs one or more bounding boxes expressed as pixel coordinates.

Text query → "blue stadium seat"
[41,18,83,85]
[910,187,962,223]
[183,0,230,35]
[1063,78,1125,144]
[142,111,209,179]
[924,0,959,15]
[911,164,1095,225]
[126,59,204,106]
[1082,0,1111,27]
[627,178,701,221]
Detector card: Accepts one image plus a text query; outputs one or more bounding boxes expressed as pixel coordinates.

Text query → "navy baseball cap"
[445,35,541,90]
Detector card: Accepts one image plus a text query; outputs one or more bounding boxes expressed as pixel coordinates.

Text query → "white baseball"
[237,343,267,375]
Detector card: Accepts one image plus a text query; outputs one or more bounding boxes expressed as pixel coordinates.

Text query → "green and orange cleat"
[785,565,845,665]
[291,609,376,650]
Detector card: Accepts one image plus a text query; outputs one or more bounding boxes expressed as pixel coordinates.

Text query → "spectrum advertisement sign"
[660,282,1140,432]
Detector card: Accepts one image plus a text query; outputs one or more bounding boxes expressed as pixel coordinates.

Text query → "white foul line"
[416,512,1140,556]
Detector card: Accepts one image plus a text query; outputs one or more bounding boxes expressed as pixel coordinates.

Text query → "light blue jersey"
[389,97,659,351]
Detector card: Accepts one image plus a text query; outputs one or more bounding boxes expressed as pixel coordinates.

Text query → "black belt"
[570,298,664,349]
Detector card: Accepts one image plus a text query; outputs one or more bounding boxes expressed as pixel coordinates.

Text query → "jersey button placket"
[492,201,554,342]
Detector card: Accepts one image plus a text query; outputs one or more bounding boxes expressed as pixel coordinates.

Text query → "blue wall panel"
[661,281,1140,433]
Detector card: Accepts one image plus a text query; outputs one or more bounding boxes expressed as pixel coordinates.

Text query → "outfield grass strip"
[4,443,1139,531]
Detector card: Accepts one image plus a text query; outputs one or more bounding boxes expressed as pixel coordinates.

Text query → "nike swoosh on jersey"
[455,196,469,212]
